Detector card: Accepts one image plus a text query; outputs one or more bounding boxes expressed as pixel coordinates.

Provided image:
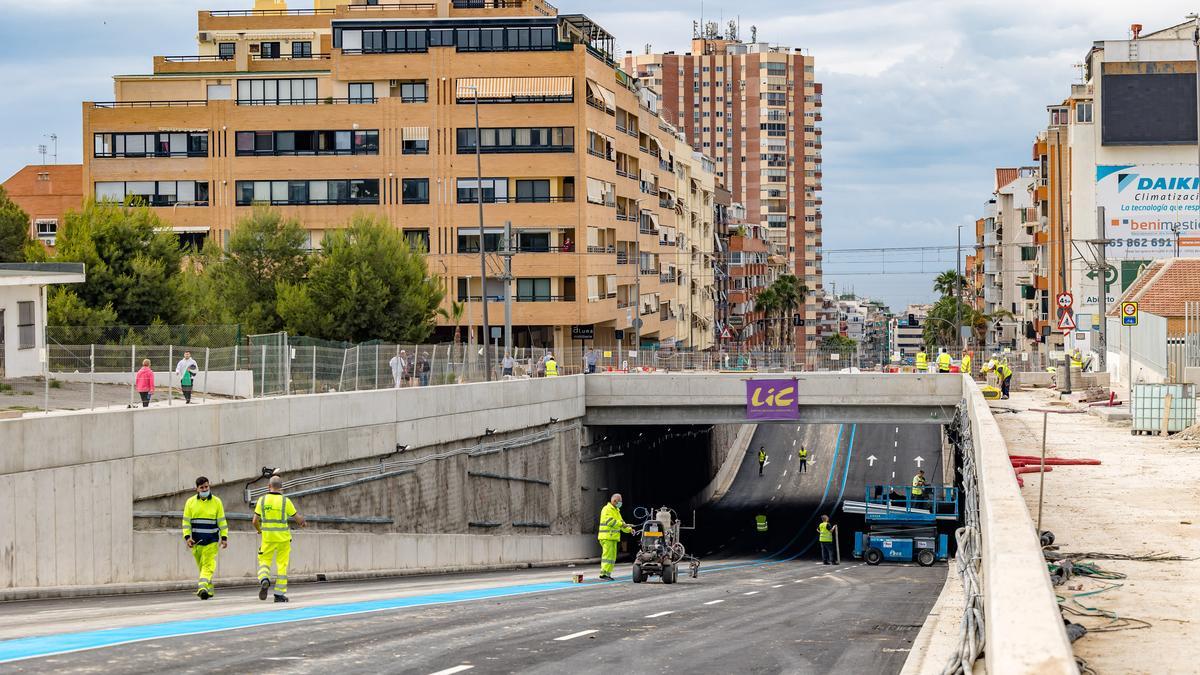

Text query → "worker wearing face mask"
[182,476,228,600]
[597,493,635,581]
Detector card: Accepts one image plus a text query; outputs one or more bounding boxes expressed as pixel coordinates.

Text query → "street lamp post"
[464,85,492,381]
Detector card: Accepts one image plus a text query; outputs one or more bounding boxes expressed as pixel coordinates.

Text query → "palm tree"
[755,287,779,350]
[933,270,966,299]
[437,300,466,356]
[772,275,807,351]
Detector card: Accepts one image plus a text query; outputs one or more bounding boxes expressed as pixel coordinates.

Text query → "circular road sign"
[1122,302,1137,316]
[1056,292,1073,309]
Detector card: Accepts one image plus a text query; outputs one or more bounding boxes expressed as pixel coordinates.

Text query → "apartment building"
[81,0,718,352]
[977,167,1038,351]
[891,303,930,358]
[625,24,823,350]
[1,164,83,249]
[725,219,774,349]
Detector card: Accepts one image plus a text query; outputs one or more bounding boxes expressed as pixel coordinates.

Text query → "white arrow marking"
[867,455,878,467]
[915,456,925,467]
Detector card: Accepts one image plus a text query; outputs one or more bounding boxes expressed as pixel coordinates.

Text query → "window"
[456,228,503,254]
[340,28,427,53]
[429,28,455,47]
[399,80,427,103]
[95,181,210,206]
[260,42,280,59]
[291,41,312,58]
[218,42,235,60]
[516,278,552,302]
[403,229,431,252]
[237,78,317,105]
[94,132,209,158]
[234,179,378,206]
[456,127,573,154]
[762,62,787,76]
[402,178,430,204]
[234,130,378,156]
[586,178,615,207]
[34,219,56,244]
[456,178,507,203]
[516,180,551,203]
[1076,102,1093,124]
[348,82,375,104]
[455,26,555,52]
[17,301,35,349]
[402,138,428,155]
[761,123,787,137]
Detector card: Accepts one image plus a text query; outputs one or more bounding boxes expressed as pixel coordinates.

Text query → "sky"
[0,0,1195,310]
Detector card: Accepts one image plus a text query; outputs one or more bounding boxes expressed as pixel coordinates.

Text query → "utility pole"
[500,221,514,357]
[1056,137,1072,395]
[470,87,492,381]
[956,225,963,352]
[1193,13,1200,258]
[634,198,643,365]
[1094,207,1109,371]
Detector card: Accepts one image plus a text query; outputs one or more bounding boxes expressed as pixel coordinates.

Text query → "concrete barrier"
[963,378,1075,674]
[52,370,255,399]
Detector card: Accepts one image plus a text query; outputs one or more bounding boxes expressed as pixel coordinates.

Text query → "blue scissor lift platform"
[843,484,960,566]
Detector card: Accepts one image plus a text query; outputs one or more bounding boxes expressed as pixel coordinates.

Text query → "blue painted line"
[784,423,856,561]
[0,581,581,664]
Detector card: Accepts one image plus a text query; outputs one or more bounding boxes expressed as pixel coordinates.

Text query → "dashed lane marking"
[776,484,782,490]
[743,591,760,596]
[782,470,787,477]
[772,584,784,588]
[645,611,674,618]
[703,600,725,606]
[554,630,598,641]
[429,667,475,675]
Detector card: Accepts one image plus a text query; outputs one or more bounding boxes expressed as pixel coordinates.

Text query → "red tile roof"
[994,168,1020,192]
[1107,259,1200,318]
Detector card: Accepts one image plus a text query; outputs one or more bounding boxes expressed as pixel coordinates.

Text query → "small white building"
[0,263,85,379]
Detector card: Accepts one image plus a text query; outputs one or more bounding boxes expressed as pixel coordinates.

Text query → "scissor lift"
[843,484,959,566]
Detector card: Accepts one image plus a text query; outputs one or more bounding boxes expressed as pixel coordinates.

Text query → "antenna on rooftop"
[37,144,47,165]
[751,25,758,43]
[44,133,58,164]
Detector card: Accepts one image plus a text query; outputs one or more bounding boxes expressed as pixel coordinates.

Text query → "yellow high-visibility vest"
[255,493,296,543]
[962,354,972,374]
[818,522,833,543]
[915,351,928,369]
[937,353,952,371]
[544,359,558,377]
[912,475,925,496]
[598,502,629,542]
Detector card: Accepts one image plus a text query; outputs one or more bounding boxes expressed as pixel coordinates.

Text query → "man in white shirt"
[389,350,408,388]
[175,351,198,381]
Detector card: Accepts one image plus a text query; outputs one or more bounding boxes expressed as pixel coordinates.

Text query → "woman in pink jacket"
[135,359,155,408]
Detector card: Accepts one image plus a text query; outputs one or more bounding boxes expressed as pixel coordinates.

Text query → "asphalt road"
[0,423,949,674]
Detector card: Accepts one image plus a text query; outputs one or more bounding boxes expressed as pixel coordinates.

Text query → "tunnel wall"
[0,378,590,598]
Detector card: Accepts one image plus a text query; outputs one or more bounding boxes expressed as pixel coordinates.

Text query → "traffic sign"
[1121,301,1139,327]
[1056,292,1074,309]
[1057,309,1077,332]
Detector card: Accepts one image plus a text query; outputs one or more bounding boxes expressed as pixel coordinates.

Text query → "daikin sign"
[1096,164,1200,259]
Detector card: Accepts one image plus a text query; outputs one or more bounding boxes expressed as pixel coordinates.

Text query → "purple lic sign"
[745,378,799,421]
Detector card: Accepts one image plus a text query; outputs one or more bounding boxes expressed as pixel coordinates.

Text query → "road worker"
[961,352,972,378]
[936,348,952,373]
[914,348,928,372]
[797,445,808,473]
[756,514,769,533]
[253,475,305,602]
[544,353,559,377]
[182,476,228,600]
[758,446,767,476]
[983,358,1014,400]
[597,493,634,581]
[1070,348,1084,371]
[817,515,837,565]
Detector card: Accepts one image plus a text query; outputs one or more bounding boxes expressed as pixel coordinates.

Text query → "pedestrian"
[797,445,808,473]
[180,364,198,404]
[597,493,634,581]
[818,515,837,565]
[182,476,228,600]
[937,348,952,373]
[175,351,198,388]
[502,352,515,378]
[544,353,559,377]
[135,359,155,408]
[915,348,928,373]
[961,352,973,379]
[585,347,599,374]
[912,469,928,508]
[417,352,431,387]
[757,446,767,476]
[389,350,408,389]
[253,475,305,603]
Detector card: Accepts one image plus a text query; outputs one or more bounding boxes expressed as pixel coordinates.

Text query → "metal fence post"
[374,343,380,390]
[260,344,266,398]
[355,347,360,391]
[233,343,239,399]
[311,346,318,395]
[89,344,95,411]
[129,344,137,408]
[203,347,210,403]
[167,345,174,407]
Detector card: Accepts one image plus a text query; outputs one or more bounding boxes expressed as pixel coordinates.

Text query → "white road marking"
[792,439,797,446]
[770,495,776,502]
[429,667,475,675]
[796,426,802,431]
[772,584,784,588]
[895,426,899,433]
[743,591,760,596]
[645,611,675,618]
[893,455,897,463]
[554,630,598,641]
[782,470,788,477]
[892,471,896,479]
[793,579,804,583]
[894,440,898,447]
[776,484,782,490]
[704,599,725,605]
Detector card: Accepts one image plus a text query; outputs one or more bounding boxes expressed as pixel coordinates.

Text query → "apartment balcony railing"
[516,295,575,303]
[616,252,631,264]
[639,225,659,235]
[616,169,637,180]
[162,55,233,62]
[208,8,335,16]
[235,97,378,106]
[639,268,657,276]
[92,100,209,108]
[346,2,437,11]
[660,273,677,283]
[452,0,524,8]
[251,53,332,61]
[586,245,616,254]
[457,195,575,204]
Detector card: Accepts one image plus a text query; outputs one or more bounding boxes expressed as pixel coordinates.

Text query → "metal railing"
[92,100,208,108]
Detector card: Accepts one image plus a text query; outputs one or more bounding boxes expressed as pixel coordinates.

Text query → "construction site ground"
[992,389,1200,675]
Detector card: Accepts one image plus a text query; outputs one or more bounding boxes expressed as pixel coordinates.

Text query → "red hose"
[1010,457,1101,466]
[1014,466,1054,474]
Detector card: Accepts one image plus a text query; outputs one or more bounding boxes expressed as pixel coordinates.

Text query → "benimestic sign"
[1096,164,1200,260]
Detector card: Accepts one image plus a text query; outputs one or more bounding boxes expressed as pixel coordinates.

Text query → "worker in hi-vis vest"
[937,349,952,373]
[915,349,928,372]
[758,446,767,476]
[544,354,559,377]
[597,493,634,581]
[818,515,837,565]
[182,475,228,600]
[961,352,973,378]
[797,445,808,473]
[253,475,305,602]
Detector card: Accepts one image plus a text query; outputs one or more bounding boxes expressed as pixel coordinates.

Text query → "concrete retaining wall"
[52,370,254,399]
[963,377,1075,674]
[0,377,587,593]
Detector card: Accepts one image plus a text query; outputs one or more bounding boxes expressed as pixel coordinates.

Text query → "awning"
[647,212,661,229]
[648,136,663,155]
[171,226,211,234]
[659,187,675,200]
[587,79,615,111]
[402,126,429,141]
[640,170,655,185]
[457,76,573,100]
[587,178,604,204]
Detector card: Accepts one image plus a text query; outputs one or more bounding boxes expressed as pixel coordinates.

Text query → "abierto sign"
[745,378,799,421]
[1096,164,1200,260]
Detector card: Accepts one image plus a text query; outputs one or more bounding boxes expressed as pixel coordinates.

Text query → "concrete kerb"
[964,378,1076,675]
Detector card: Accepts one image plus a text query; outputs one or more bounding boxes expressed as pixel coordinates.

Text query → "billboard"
[745,378,799,421]
[1095,164,1200,260]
